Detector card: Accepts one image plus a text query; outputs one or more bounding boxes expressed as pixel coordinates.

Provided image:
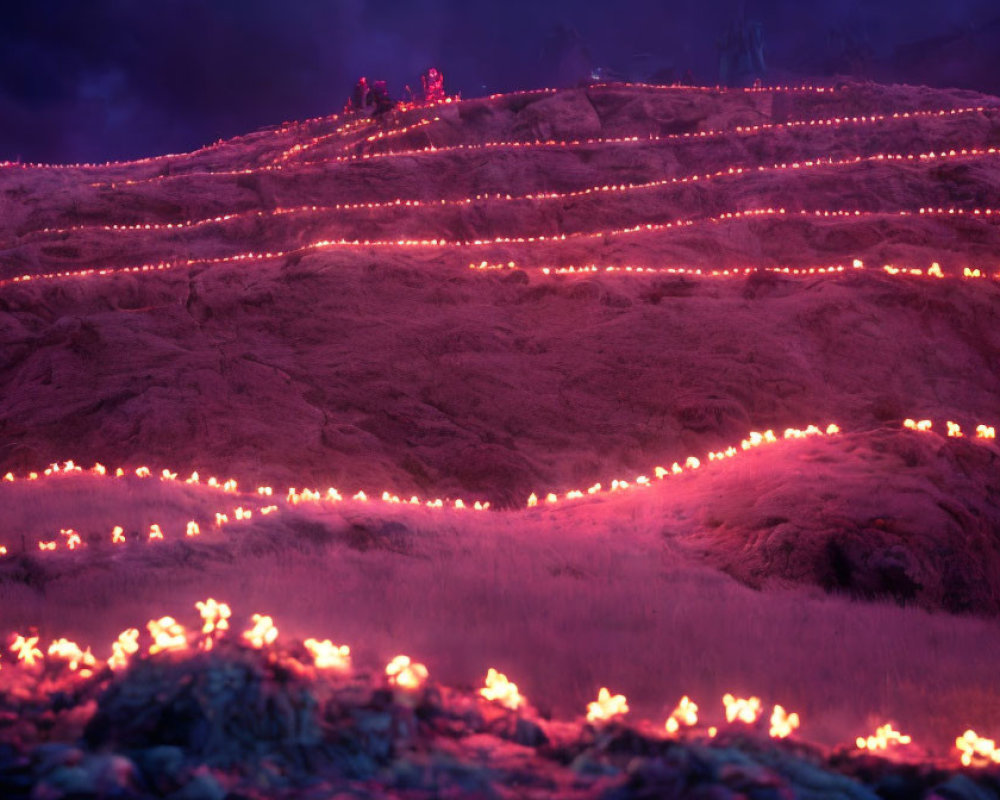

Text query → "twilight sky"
[1,0,997,163]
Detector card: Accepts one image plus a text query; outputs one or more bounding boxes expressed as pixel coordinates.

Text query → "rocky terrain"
[1,80,999,796]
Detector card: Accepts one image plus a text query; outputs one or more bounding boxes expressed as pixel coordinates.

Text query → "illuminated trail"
[91,104,996,190]
[14,143,1000,246]
[5,206,1000,291]
[3,417,995,557]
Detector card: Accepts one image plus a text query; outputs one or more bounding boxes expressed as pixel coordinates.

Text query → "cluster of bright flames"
[1,600,996,766]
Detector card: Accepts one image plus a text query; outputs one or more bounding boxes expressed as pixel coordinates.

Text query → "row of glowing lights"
[19,137,999,246]
[1,419,994,559]
[94,103,996,189]
[274,116,436,165]
[288,105,995,168]
[0,82,846,172]
[0,598,995,767]
[4,237,999,301]
[475,258,997,280]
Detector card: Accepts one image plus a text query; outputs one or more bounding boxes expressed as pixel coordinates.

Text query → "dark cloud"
[0,0,996,163]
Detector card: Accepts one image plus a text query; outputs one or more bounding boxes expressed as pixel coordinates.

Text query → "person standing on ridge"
[421,67,445,104]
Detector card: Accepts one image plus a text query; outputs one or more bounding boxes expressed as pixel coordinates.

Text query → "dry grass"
[2,468,998,754]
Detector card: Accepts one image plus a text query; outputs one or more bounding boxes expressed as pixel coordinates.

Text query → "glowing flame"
[111,526,126,544]
[186,521,200,537]
[148,524,164,541]
[947,421,964,438]
[385,655,429,690]
[304,638,351,671]
[976,425,996,440]
[38,541,56,551]
[60,528,82,550]
[956,730,1000,767]
[587,687,629,723]
[723,693,762,724]
[108,628,140,671]
[3,472,13,482]
[856,723,912,751]
[480,668,525,710]
[135,467,151,478]
[47,639,97,675]
[769,705,800,738]
[243,614,278,649]
[11,635,43,666]
[665,695,698,734]
[195,598,231,650]
[147,617,189,655]
[903,418,933,432]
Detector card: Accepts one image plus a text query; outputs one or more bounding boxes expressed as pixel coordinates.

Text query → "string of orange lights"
[15,141,999,246]
[92,103,996,190]
[5,213,1000,291]
[292,105,996,166]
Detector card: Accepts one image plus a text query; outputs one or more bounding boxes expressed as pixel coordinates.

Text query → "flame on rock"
[587,687,629,723]
[480,668,525,710]
[903,419,933,432]
[60,528,82,550]
[108,628,140,671]
[111,526,126,544]
[243,614,278,649]
[723,693,762,724]
[947,421,963,438]
[976,425,996,440]
[665,695,699,734]
[186,521,200,537]
[48,639,97,676]
[956,730,1000,767]
[12,635,43,666]
[856,723,912,751]
[385,655,429,689]
[195,598,231,650]
[769,705,800,738]
[148,524,164,541]
[147,617,188,655]
[304,638,351,671]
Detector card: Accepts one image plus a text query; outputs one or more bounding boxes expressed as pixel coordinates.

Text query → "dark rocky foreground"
[0,643,997,799]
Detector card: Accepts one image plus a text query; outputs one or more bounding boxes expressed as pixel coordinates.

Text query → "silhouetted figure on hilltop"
[347,76,369,114]
[421,67,445,104]
[368,80,396,116]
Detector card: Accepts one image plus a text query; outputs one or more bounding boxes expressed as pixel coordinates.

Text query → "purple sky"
[0,0,997,163]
